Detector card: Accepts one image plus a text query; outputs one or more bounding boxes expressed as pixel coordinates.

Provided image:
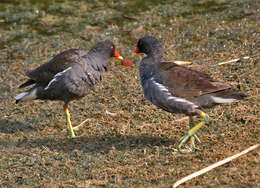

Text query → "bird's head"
[134,36,163,58]
[93,40,134,67]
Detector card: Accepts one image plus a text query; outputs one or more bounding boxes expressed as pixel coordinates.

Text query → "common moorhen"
[15,40,127,138]
[135,36,246,152]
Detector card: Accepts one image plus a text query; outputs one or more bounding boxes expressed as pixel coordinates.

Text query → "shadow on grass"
[14,134,176,154]
[0,118,36,134]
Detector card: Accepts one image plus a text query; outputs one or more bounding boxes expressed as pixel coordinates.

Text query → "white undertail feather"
[15,92,28,101]
[211,96,237,103]
[15,88,37,102]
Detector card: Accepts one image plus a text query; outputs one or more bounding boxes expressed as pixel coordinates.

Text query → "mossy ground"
[0,0,259,187]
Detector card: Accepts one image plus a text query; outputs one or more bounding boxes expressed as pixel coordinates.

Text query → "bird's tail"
[19,79,36,88]
[211,89,247,104]
[15,88,38,104]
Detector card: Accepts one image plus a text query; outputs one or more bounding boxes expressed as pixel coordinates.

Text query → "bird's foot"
[70,134,80,138]
[73,118,90,131]
[177,112,208,153]
[62,118,90,138]
[69,118,90,138]
[178,133,201,153]
[61,128,77,138]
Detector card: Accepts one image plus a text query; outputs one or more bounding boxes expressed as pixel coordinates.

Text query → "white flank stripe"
[150,77,198,108]
[211,96,237,103]
[44,67,72,90]
[15,92,28,100]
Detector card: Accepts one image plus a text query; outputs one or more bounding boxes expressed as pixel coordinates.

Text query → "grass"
[0,0,259,187]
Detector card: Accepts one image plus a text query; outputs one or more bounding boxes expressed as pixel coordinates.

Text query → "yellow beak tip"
[117,56,124,60]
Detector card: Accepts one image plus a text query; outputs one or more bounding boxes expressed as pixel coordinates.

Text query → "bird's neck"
[84,52,109,72]
[139,56,158,84]
[147,42,164,61]
[139,45,163,84]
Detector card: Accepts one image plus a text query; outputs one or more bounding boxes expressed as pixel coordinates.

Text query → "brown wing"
[158,62,230,100]
[26,49,87,86]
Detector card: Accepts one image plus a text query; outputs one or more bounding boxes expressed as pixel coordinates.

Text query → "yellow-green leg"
[178,111,209,153]
[64,104,89,138]
[65,105,76,138]
[187,116,201,151]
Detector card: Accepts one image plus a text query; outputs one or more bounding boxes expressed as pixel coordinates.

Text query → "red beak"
[114,48,134,67]
[122,59,134,67]
[114,48,123,60]
[134,46,140,53]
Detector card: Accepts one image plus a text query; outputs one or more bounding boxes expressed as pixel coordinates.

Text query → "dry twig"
[217,56,251,65]
[172,144,259,188]
[218,58,241,65]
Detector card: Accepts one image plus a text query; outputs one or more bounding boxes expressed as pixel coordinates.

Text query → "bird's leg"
[178,111,209,153]
[72,118,89,131]
[64,104,76,138]
[187,116,201,151]
[63,103,89,138]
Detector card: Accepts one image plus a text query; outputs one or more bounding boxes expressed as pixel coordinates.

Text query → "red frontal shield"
[134,46,140,53]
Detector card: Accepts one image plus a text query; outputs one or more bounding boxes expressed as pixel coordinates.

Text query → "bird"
[15,40,129,138]
[134,36,246,152]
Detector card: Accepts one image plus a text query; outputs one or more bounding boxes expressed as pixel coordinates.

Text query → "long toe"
[178,133,192,153]
[70,129,76,138]
[193,133,201,143]
[71,134,80,138]
[188,136,201,151]
[61,126,77,138]
[178,133,201,153]
[73,118,90,131]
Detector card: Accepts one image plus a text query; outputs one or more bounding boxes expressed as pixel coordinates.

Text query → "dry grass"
[0,0,259,187]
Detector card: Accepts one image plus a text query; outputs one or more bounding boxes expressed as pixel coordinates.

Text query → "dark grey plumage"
[15,40,124,137]
[16,40,116,104]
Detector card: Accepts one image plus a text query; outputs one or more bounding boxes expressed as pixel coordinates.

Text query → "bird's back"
[36,53,109,102]
[140,60,245,115]
[23,49,87,88]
